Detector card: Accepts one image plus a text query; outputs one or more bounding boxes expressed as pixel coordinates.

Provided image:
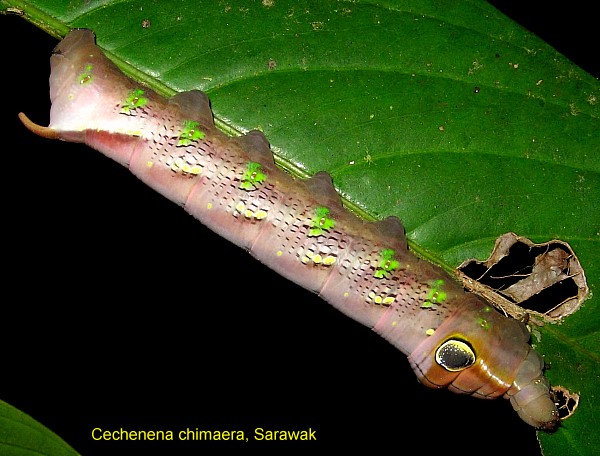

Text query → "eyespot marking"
[435,339,476,372]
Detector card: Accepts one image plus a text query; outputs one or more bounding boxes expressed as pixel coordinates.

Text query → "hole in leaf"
[553,385,579,420]
[457,232,589,324]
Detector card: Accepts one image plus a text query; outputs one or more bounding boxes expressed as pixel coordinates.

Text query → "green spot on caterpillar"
[308,207,335,237]
[240,162,266,191]
[374,248,399,279]
[477,317,491,330]
[121,88,148,114]
[78,64,93,85]
[421,279,447,309]
[178,120,205,146]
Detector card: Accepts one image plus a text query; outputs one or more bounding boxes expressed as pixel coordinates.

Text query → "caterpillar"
[19,29,559,430]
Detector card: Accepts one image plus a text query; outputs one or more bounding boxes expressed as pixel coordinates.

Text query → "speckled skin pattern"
[20,29,559,429]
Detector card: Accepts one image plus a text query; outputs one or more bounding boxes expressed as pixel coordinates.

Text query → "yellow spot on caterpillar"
[299,249,335,266]
[168,156,202,175]
[368,291,394,306]
[276,250,283,257]
[391,321,397,327]
[368,292,383,304]
[300,251,313,263]
[343,292,349,297]
[236,201,267,220]
[323,256,336,265]
[146,161,153,168]
[426,328,435,336]
[171,157,186,172]
[207,203,213,209]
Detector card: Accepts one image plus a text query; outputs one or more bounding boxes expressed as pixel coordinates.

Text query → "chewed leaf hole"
[553,386,579,420]
[457,233,589,324]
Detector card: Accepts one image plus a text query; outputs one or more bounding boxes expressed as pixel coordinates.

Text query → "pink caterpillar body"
[20,29,559,429]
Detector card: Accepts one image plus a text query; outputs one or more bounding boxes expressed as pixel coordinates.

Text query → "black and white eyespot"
[435,339,476,372]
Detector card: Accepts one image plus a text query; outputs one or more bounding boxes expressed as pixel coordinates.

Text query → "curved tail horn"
[18,112,60,140]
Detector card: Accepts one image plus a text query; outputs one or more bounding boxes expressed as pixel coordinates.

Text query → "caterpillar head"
[407,297,560,429]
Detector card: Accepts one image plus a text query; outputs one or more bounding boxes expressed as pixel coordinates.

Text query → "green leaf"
[0,400,80,456]
[2,1,598,455]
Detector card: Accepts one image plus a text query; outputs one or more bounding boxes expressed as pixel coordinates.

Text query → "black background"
[2,3,596,455]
